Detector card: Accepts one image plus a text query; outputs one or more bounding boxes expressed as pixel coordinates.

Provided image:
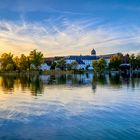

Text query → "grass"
[0,69,87,76]
[42,70,75,75]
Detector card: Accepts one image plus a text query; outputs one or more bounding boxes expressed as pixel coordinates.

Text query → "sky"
[0,0,140,57]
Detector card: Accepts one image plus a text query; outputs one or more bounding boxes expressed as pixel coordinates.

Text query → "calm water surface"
[0,73,140,140]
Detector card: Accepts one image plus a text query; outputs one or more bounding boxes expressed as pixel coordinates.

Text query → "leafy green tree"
[136,53,140,68]
[92,60,98,73]
[130,54,136,69]
[19,54,29,71]
[71,61,78,70]
[123,54,130,64]
[13,54,29,71]
[92,58,106,75]
[29,50,44,70]
[13,56,20,70]
[50,61,56,70]
[98,58,106,75]
[56,58,66,70]
[0,53,15,71]
[67,64,72,70]
[109,55,122,70]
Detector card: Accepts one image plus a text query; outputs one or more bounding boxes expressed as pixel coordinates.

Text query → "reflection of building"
[40,49,117,70]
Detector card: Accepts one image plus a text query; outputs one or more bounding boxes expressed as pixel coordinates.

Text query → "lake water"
[0,73,140,140]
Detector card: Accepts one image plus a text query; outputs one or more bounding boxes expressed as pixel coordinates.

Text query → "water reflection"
[0,75,44,96]
[0,73,140,140]
[0,73,140,95]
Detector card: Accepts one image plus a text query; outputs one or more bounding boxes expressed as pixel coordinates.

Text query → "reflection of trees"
[109,75,122,87]
[29,76,44,96]
[57,75,67,84]
[0,73,140,95]
[0,75,44,95]
[92,74,97,93]
[0,76,15,92]
[46,74,87,86]
[98,75,107,85]
[92,75,107,93]
[47,75,56,85]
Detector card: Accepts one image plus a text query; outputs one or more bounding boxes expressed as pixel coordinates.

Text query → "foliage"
[19,54,29,71]
[98,58,107,75]
[109,55,122,70]
[56,58,66,70]
[50,61,56,70]
[29,49,44,70]
[13,54,29,71]
[109,53,140,70]
[13,56,20,70]
[0,50,44,72]
[92,60,98,73]
[92,58,106,75]
[0,53,15,71]
[71,61,78,70]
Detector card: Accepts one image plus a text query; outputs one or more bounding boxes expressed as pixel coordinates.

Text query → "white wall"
[40,63,50,71]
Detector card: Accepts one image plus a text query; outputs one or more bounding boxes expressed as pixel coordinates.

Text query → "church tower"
[91,48,96,56]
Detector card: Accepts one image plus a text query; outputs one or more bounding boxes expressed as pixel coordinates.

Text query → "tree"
[19,54,29,71]
[71,61,78,70]
[109,55,122,70]
[130,54,136,69]
[92,60,98,73]
[136,53,140,68]
[56,58,66,70]
[92,58,106,75]
[50,61,56,70]
[13,56,20,70]
[0,53,15,71]
[13,54,29,71]
[29,50,44,70]
[98,58,106,75]
[123,54,130,64]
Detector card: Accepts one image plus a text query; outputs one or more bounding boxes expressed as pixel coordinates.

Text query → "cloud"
[0,19,140,57]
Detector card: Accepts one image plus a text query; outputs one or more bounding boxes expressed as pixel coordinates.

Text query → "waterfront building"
[40,49,117,71]
[65,49,117,70]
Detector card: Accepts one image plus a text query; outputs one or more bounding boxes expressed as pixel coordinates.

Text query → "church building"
[65,49,97,70]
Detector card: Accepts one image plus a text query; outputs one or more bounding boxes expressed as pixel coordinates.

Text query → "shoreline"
[0,70,86,76]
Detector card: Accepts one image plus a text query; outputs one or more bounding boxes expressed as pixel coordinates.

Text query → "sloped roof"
[65,55,97,60]
[91,49,96,55]
[97,53,118,59]
[76,59,85,64]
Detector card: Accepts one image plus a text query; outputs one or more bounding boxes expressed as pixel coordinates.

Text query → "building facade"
[40,49,117,71]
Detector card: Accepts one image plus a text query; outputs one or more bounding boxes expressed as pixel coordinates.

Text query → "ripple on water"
[0,75,140,140]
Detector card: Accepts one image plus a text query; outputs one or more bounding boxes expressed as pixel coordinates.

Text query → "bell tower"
[91,48,96,56]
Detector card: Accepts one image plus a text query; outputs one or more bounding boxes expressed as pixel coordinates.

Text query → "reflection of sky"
[0,75,140,139]
[0,78,140,122]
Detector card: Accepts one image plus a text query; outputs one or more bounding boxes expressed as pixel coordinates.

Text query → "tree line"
[0,50,44,72]
[109,53,140,70]
[0,50,140,74]
[92,52,140,76]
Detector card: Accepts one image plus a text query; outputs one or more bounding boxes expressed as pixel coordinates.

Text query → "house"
[40,57,53,71]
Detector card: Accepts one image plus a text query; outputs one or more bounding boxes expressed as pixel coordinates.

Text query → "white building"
[65,49,117,70]
[40,63,50,71]
[65,49,97,70]
[40,49,117,71]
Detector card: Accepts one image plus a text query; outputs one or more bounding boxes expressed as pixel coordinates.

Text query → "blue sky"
[0,0,140,56]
